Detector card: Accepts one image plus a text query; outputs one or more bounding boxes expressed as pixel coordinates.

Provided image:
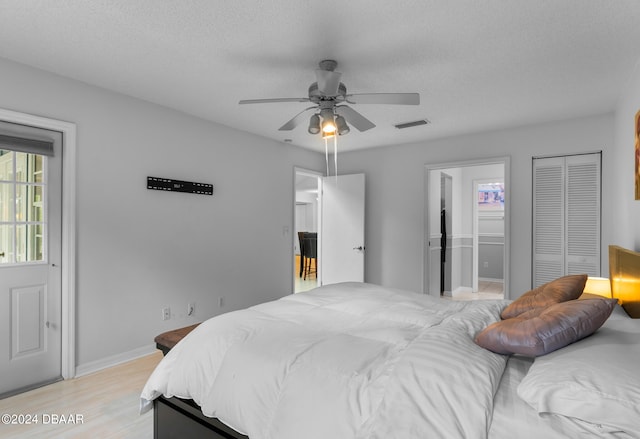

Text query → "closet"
[532,152,601,287]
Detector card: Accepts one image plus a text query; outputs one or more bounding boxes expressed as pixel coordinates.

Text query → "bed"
[141,247,640,439]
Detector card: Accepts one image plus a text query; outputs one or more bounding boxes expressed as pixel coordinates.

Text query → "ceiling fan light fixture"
[320,108,337,134]
[335,115,350,135]
[308,113,321,134]
[322,120,336,134]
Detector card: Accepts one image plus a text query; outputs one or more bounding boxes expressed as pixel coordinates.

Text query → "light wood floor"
[0,351,163,438]
[294,254,317,293]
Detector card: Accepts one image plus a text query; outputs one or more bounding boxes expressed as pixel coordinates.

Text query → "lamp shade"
[335,115,350,135]
[308,114,321,134]
[583,277,612,298]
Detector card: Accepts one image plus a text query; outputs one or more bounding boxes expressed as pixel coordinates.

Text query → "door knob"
[353,246,365,251]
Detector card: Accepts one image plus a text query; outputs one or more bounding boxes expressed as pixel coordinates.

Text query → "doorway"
[0,108,77,392]
[292,170,367,293]
[424,158,510,299]
[294,169,321,293]
[0,121,62,397]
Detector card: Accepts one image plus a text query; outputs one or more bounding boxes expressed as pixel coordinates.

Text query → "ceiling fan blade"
[239,97,310,104]
[345,93,420,105]
[315,69,342,96]
[335,106,376,132]
[278,106,318,131]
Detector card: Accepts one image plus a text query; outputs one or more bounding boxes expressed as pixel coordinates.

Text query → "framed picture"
[477,182,504,211]
[635,109,640,200]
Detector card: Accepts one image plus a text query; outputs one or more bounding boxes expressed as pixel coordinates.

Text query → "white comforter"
[141,282,509,439]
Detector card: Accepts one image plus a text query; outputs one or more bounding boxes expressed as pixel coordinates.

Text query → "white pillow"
[517,306,640,436]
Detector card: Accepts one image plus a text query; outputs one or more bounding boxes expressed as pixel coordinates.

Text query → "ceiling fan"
[239,60,420,137]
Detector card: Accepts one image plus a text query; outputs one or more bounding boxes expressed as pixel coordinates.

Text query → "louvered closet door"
[566,154,601,274]
[532,153,601,287]
[533,157,565,286]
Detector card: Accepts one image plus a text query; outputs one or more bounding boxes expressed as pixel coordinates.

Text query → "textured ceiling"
[1,0,640,153]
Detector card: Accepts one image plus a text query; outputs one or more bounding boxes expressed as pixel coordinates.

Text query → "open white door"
[320,173,365,285]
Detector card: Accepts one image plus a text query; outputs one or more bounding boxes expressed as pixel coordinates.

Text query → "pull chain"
[323,136,339,179]
[333,135,338,182]
[324,137,329,176]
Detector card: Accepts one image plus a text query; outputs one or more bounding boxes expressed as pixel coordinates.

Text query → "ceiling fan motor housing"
[318,59,338,71]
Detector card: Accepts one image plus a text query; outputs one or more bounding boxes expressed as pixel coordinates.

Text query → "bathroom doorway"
[424,157,510,299]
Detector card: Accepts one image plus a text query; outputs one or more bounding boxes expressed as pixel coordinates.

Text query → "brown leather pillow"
[501,274,587,319]
[475,298,617,357]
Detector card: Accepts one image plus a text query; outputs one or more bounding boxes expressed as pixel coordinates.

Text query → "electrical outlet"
[218,297,224,308]
[483,261,489,268]
[162,307,170,321]
[187,302,195,316]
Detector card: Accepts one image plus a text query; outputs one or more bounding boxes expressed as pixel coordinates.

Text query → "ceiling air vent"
[394,119,430,129]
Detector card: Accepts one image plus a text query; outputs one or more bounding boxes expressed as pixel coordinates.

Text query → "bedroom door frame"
[424,157,510,298]
[440,172,453,295]
[292,167,323,293]
[0,108,77,380]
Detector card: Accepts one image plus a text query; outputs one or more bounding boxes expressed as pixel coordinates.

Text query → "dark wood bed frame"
[153,325,249,439]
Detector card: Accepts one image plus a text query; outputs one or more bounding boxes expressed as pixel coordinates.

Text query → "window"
[0,149,47,264]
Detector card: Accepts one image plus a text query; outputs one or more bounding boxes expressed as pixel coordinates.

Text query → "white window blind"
[0,121,55,156]
[532,153,601,287]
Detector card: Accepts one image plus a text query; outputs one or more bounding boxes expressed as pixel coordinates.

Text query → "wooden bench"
[154,323,200,356]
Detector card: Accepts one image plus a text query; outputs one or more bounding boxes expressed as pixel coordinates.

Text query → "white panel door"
[321,174,365,285]
[0,125,62,396]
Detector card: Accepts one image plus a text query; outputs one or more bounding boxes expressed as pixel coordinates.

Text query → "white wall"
[336,113,614,298]
[295,191,318,235]
[0,57,324,370]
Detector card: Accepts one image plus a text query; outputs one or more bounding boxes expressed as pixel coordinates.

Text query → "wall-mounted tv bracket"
[147,177,213,195]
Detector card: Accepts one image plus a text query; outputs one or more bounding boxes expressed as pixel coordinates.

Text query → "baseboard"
[74,343,157,378]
